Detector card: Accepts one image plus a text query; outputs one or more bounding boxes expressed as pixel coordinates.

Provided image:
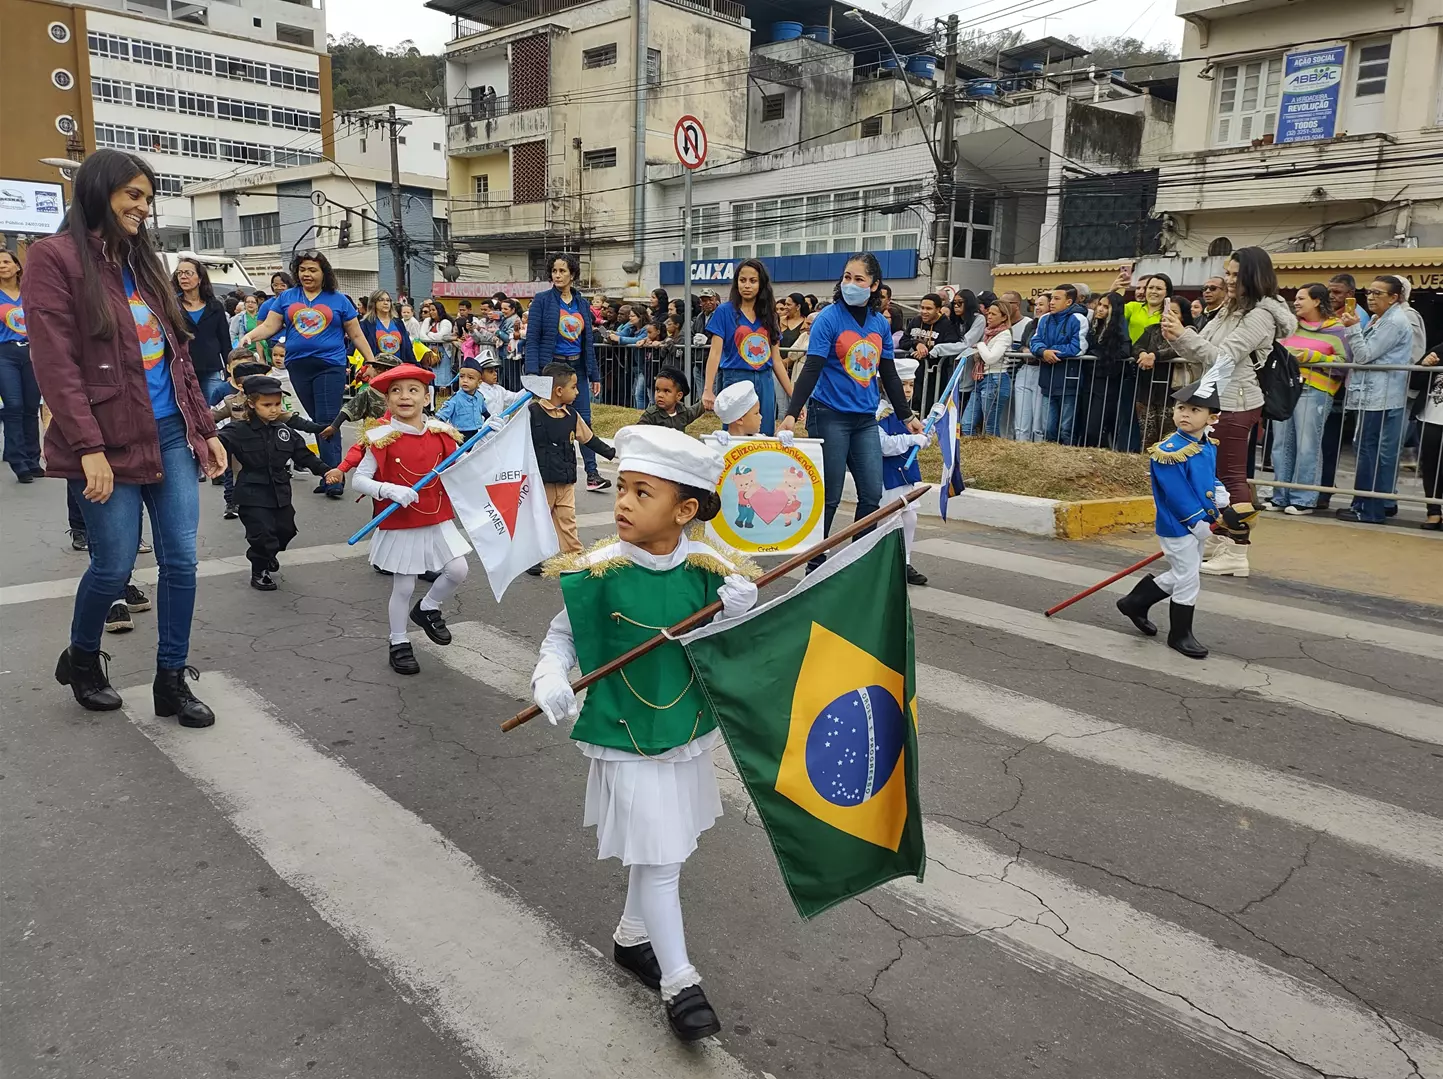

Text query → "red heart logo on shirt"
[0,304,24,335]
[559,311,584,341]
[835,330,882,387]
[734,327,772,370]
[376,329,402,355]
[289,304,333,338]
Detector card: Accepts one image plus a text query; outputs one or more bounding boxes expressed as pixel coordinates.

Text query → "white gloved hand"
[718,574,758,619]
[692,333,708,346]
[910,433,930,448]
[777,429,795,448]
[926,403,946,426]
[378,483,419,507]
[532,671,579,727]
[1212,485,1230,508]
[713,430,730,447]
[1190,520,1215,541]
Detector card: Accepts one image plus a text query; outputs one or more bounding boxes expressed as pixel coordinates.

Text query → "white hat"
[615,425,724,491]
[714,381,759,424]
[893,356,919,381]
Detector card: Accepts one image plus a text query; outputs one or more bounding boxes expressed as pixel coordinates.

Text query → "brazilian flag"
[681,518,925,918]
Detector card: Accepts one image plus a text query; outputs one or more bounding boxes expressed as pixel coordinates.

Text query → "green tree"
[327,33,444,111]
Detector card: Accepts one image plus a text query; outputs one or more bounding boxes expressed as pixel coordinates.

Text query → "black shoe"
[55,646,123,710]
[154,666,215,728]
[25,468,46,480]
[613,941,661,990]
[16,473,33,484]
[251,570,277,591]
[70,529,89,551]
[125,582,151,612]
[267,556,280,573]
[325,485,344,500]
[525,563,544,577]
[223,503,239,520]
[374,565,394,576]
[1315,494,1332,510]
[410,602,452,645]
[1115,573,1166,637]
[389,642,420,675]
[418,570,441,583]
[1166,602,1208,660]
[906,564,928,587]
[586,473,612,492]
[314,481,328,494]
[666,985,721,1042]
[104,600,134,633]
[211,476,225,486]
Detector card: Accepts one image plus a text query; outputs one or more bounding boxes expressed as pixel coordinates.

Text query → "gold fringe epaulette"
[433,420,465,444]
[360,415,386,433]
[543,535,625,578]
[368,429,404,449]
[686,535,761,582]
[1148,438,1203,465]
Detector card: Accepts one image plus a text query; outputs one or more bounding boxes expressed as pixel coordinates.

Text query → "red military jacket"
[365,418,463,530]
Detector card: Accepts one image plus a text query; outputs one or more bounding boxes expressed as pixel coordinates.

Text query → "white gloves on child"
[533,671,579,727]
[1191,520,1216,541]
[909,433,930,448]
[378,483,419,507]
[777,430,795,448]
[926,403,946,426]
[718,574,758,619]
[1212,485,1230,508]
[692,333,708,346]
[714,430,730,447]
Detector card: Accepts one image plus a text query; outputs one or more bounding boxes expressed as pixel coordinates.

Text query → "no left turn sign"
[674,115,707,169]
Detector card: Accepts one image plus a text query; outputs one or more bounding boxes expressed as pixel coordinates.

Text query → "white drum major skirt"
[580,728,724,866]
[368,520,471,575]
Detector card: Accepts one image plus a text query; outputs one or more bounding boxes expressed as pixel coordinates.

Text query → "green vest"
[560,558,724,756]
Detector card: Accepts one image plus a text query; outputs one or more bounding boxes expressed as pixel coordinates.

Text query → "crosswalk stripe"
[909,589,1443,746]
[434,619,1443,1079]
[122,675,748,1079]
[914,538,1443,662]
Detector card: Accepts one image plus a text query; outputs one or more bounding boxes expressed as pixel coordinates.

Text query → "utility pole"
[387,104,408,301]
[931,13,959,290]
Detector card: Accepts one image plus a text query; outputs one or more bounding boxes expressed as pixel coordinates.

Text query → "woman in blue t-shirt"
[241,250,378,495]
[360,289,413,364]
[0,249,42,482]
[782,252,920,554]
[700,260,794,436]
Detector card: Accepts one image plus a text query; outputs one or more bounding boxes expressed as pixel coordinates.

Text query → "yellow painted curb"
[1054,496,1155,539]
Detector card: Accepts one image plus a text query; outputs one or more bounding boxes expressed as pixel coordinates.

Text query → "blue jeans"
[1011,364,1043,442]
[632,353,651,410]
[571,364,597,476]
[284,356,346,474]
[719,368,776,436]
[1044,393,1079,446]
[0,342,41,477]
[962,372,1012,436]
[1270,387,1333,508]
[1350,407,1405,523]
[199,370,229,408]
[68,414,199,667]
[808,400,883,539]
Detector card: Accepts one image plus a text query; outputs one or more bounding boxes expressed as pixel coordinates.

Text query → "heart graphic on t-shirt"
[734,327,772,370]
[289,304,333,338]
[835,330,882,386]
[748,486,790,525]
[376,328,402,355]
[558,311,584,342]
[0,304,24,335]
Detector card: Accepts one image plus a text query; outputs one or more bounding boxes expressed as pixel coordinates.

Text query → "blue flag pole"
[346,391,534,546]
[902,358,967,469]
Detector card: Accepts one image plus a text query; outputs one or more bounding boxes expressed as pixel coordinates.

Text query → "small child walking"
[527,362,616,570]
[638,366,705,432]
[217,375,330,591]
[1115,378,1227,659]
[529,425,759,1042]
[877,356,932,586]
[473,355,523,418]
[214,351,325,520]
[348,363,472,675]
[436,357,489,441]
[318,353,398,445]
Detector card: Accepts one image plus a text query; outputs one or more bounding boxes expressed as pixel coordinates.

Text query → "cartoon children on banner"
[702,435,826,554]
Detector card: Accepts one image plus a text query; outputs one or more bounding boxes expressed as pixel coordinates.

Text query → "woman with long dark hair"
[172,257,232,405]
[0,249,42,482]
[1163,246,1295,577]
[650,288,670,330]
[240,249,378,495]
[700,259,793,436]
[781,253,920,565]
[26,149,227,725]
[1125,272,1188,448]
[1078,291,1134,448]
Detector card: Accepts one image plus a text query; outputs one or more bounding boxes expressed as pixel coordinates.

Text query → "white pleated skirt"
[580,728,724,867]
[368,520,471,575]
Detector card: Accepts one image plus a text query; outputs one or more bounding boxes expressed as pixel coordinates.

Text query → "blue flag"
[935,377,966,521]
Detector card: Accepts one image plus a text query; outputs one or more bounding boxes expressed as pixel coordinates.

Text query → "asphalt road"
[3,466,1441,1079]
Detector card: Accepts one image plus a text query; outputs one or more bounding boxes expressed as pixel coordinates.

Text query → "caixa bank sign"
[690,260,737,283]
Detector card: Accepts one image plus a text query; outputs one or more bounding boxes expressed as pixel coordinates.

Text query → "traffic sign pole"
[674,114,708,393]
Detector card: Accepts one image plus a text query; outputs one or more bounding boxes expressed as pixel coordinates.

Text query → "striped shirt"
[1282,318,1350,395]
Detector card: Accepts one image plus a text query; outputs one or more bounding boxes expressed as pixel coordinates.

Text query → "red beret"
[369,363,435,394]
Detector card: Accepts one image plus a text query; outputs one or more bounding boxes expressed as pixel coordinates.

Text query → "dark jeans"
[571,363,597,476]
[1350,407,1405,523]
[0,342,41,477]
[719,368,776,436]
[68,414,199,667]
[283,356,346,474]
[1420,421,1443,517]
[198,370,228,408]
[1043,393,1079,446]
[808,400,883,541]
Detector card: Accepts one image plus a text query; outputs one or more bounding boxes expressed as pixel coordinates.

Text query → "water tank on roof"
[1018,58,1044,73]
[880,53,902,70]
[804,25,832,43]
[1111,69,1126,81]
[906,54,936,79]
[771,21,803,41]
[966,80,999,98]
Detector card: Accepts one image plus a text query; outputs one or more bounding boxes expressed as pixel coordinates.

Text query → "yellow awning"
[989,261,1124,299]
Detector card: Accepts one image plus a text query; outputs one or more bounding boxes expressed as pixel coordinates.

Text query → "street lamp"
[843,9,942,172]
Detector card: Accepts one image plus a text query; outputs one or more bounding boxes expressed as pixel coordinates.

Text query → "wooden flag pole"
[500,485,932,732]
[1042,550,1164,617]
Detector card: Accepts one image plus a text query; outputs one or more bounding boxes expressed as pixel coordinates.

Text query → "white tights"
[883,485,918,559]
[387,556,468,645]
[613,862,698,1000]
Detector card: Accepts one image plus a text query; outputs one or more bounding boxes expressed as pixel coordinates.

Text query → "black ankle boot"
[666,985,721,1042]
[613,940,661,989]
[55,646,123,711]
[1116,574,1167,637]
[154,666,216,728]
[1166,602,1208,659]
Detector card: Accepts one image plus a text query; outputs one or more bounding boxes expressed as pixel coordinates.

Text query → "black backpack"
[1255,340,1302,422]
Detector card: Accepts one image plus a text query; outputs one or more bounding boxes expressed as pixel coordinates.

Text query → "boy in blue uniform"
[436,358,489,441]
[1116,377,1228,658]
[877,357,931,585]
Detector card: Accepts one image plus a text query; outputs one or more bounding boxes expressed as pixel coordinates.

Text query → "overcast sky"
[326,0,1183,57]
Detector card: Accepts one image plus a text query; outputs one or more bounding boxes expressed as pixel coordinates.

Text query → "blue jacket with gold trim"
[1150,430,1220,538]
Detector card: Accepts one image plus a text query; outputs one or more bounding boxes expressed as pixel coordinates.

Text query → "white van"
[160,251,259,297]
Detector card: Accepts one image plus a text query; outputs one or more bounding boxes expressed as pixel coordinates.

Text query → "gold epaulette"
[685,535,761,582]
[368,429,403,449]
[1148,438,1202,465]
[544,536,625,578]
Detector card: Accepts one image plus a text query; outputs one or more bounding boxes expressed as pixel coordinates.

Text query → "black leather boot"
[1116,574,1167,637]
[55,646,123,711]
[613,941,661,989]
[154,666,215,727]
[666,985,721,1042]
[1166,602,1208,660]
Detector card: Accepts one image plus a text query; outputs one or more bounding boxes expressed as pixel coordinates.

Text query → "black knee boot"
[154,666,216,728]
[1166,602,1208,659]
[55,646,123,711]
[1116,574,1167,637]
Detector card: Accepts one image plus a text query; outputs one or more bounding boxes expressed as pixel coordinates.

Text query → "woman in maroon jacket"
[27,150,227,727]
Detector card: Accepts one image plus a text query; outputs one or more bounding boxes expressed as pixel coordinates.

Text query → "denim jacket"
[1343,304,1410,412]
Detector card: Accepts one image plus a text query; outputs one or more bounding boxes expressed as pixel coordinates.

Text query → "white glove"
[718,574,758,619]
[910,433,930,448]
[926,403,946,426]
[1212,485,1230,508]
[777,429,795,448]
[714,430,730,447]
[378,483,419,507]
[532,671,579,727]
[692,333,708,346]
[1190,520,1215,541]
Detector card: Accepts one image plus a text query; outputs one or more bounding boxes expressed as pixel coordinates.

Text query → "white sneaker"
[1202,532,1233,562]
[1283,505,1313,516]
[1261,502,1283,512]
[1201,545,1250,578]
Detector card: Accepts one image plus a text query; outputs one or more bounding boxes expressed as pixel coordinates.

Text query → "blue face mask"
[840,282,873,307]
